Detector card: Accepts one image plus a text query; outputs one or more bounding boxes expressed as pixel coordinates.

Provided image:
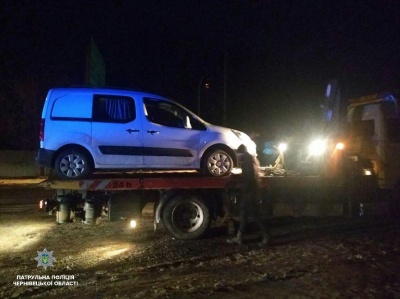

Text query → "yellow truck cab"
[346,92,400,190]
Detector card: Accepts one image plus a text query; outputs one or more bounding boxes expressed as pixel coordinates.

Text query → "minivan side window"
[51,94,92,119]
[93,95,136,123]
[144,98,206,130]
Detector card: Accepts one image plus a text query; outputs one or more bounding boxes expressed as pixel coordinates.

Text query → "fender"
[154,189,179,230]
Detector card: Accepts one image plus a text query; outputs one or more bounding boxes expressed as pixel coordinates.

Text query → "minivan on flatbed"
[36,87,256,180]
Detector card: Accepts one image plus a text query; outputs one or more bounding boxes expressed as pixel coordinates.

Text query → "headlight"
[363,169,373,176]
[246,140,257,156]
[335,142,345,150]
[129,219,138,228]
[308,139,327,156]
[277,143,287,152]
[232,129,257,156]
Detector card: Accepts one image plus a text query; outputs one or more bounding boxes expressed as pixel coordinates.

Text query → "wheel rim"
[59,154,86,178]
[171,200,204,233]
[207,151,231,176]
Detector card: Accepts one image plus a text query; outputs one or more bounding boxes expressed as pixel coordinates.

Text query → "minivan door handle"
[147,130,159,135]
[126,129,139,134]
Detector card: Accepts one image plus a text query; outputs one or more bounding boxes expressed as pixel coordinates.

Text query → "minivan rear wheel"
[54,148,92,180]
[202,149,233,177]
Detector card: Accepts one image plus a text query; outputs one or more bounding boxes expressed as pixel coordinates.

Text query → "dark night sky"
[1,0,400,149]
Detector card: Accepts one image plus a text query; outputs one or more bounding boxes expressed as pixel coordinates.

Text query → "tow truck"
[37,89,400,240]
[39,170,348,240]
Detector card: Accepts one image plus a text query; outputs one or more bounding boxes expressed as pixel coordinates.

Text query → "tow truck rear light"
[39,199,58,212]
[39,119,45,141]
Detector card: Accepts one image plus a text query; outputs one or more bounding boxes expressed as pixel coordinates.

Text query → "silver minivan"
[36,87,256,179]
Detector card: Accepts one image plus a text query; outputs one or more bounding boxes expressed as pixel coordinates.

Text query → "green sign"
[86,38,106,86]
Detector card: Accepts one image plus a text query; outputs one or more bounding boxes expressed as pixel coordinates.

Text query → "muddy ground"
[1,190,400,299]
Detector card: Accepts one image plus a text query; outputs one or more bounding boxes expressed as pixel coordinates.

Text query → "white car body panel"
[39,87,257,174]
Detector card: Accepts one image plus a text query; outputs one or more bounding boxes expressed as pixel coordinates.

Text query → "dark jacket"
[240,152,261,192]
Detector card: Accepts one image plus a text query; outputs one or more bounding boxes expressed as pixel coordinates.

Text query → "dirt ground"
[1,191,400,299]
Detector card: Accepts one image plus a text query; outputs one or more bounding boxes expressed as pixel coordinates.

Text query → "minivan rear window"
[93,95,136,123]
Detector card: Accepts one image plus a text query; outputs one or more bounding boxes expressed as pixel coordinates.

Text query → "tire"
[162,193,211,240]
[54,148,92,180]
[202,149,234,177]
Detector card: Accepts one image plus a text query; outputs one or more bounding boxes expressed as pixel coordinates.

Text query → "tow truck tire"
[162,193,211,240]
[54,148,92,180]
[202,148,234,177]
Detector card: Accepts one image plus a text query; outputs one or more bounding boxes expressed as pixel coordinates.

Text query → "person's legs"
[227,198,247,245]
[255,219,270,244]
[248,200,270,245]
[237,199,248,235]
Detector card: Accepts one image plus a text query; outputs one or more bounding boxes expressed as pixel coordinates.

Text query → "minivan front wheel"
[203,149,233,177]
[54,148,91,180]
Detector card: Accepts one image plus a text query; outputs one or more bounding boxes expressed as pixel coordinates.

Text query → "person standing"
[227,145,270,245]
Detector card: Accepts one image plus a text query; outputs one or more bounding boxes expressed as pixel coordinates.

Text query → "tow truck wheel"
[162,193,211,240]
[54,148,92,180]
[202,149,234,177]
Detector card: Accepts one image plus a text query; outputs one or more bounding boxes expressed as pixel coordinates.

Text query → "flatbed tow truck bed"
[1,164,347,190]
[27,170,343,191]
[0,171,371,239]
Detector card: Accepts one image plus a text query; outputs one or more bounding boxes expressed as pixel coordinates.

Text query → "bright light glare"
[364,169,372,176]
[0,222,53,253]
[231,168,242,175]
[130,219,137,228]
[308,139,327,156]
[335,142,345,150]
[79,243,133,265]
[103,247,130,258]
[278,143,287,152]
